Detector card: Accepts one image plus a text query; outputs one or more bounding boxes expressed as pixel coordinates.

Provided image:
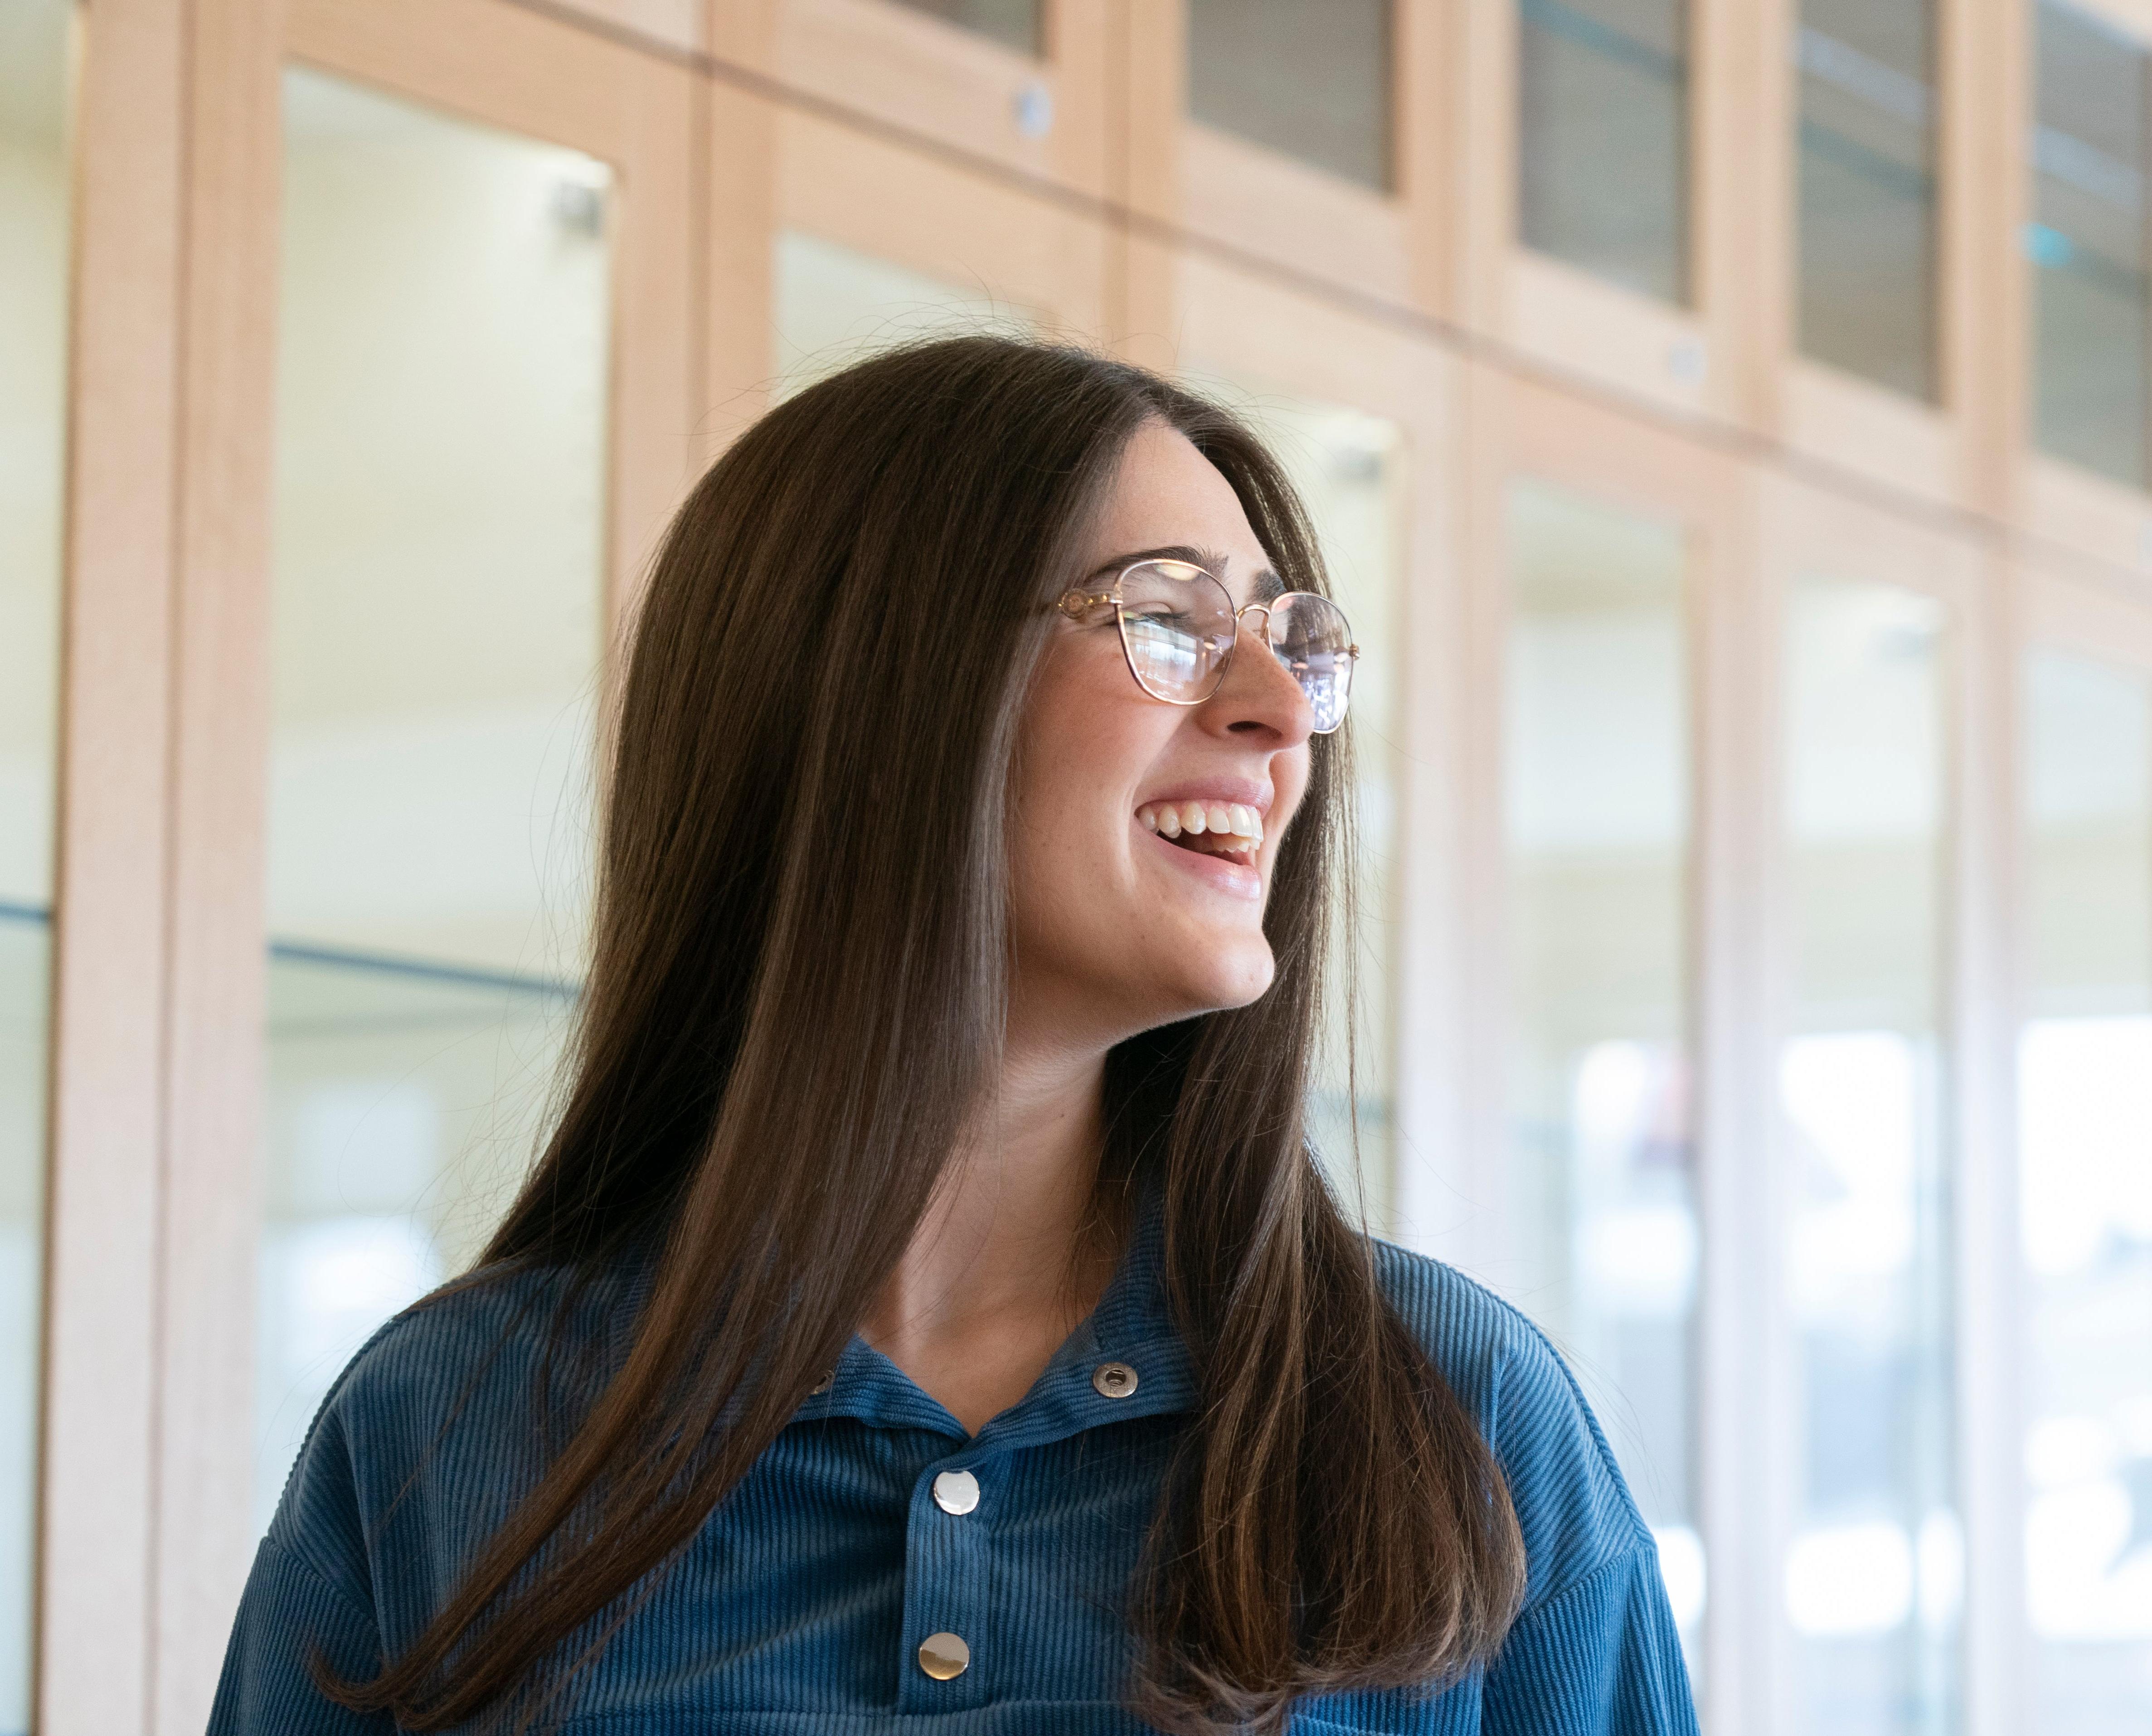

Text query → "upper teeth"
[1136,800,1263,844]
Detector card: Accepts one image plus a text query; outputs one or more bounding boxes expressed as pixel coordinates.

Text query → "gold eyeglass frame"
[1055,558,1360,735]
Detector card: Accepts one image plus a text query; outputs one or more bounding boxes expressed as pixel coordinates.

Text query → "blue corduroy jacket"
[210,1196,1700,1734]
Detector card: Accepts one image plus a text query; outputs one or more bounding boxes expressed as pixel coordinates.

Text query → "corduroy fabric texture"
[209,1197,1700,1734]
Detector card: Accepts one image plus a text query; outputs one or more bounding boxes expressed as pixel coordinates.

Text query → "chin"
[1175,945,1277,1016]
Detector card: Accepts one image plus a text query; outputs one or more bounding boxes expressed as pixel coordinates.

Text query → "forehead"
[1097,423,1260,553]
[1088,422,1277,600]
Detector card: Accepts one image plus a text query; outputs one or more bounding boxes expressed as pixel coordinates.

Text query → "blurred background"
[3,0,2150,1732]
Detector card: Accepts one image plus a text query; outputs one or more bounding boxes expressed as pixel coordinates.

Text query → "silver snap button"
[1092,1361,1138,1399]
[932,1469,980,1514]
[918,1631,969,1679]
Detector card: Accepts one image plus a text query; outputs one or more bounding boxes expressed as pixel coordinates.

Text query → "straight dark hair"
[327,336,1524,1734]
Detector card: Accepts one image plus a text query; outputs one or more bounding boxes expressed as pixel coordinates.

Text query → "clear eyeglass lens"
[1115,561,1236,703]
[1266,594,1354,733]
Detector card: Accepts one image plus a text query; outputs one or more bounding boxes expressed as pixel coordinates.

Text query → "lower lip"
[1142,827,1263,901]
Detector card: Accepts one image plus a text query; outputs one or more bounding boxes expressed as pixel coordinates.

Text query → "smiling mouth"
[1137,800,1263,869]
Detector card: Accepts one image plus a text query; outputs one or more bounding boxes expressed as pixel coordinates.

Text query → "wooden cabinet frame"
[44,2,697,1729]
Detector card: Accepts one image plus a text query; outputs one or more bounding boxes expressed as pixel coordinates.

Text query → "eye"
[1124,604,1201,630]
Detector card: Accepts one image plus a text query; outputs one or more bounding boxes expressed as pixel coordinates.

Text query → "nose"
[1199,615,1316,746]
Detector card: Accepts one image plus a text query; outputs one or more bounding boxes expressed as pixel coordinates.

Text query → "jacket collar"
[791,1177,1198,1452]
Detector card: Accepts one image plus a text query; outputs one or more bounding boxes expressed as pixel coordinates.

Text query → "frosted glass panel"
[0,3,69,1726]
[2032,2,2149,488]
[1797,0,1936,399]
[2022,648,2152,1736]
[1519,0,1689,303]
[258,69,612,1532]
[1781,577,1957,1736]
[1188,0,1392,190]
[1505,482,1703,1677]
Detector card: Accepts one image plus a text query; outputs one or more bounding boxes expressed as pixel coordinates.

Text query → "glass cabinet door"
[1779,574,1957,1736]
[1796,0,1937,399]
[1503,479,1704,1673]
[1187,0,1393,189]
[2021,644,2152,1736]
[2031,2,2151,489]
[257,67,613,1529]
[1518,0,1690,302]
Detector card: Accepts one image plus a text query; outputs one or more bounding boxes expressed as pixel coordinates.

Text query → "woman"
[211,337,1696,1735]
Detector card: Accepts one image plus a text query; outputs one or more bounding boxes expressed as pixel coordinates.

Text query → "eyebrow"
[1083,544,1286,604]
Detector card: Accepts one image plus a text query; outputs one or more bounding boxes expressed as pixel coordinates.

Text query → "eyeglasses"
[1057,559,1359,734]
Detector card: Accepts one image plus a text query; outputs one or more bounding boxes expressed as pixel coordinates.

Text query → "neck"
[877,1033,1110,1337]
[860,1022,1122,1432]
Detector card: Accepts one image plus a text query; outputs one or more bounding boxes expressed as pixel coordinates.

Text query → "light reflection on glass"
[1505,480,1703,1678]
[1781,575,1956,1736]
[2021,648,2152,1735]
[258,69,612,1532]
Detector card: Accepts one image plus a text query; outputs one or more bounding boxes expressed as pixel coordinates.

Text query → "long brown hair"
[329,336,1524,1734]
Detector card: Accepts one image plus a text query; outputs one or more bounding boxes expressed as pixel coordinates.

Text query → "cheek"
[1019,643,1162,817]
[1009,647,1163,893]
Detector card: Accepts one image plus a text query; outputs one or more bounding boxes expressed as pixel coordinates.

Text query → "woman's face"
[1008,420,1316,1048]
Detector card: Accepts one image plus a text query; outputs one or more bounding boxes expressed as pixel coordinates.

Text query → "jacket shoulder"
[262,1258,631,1612]
[1370,1237,1655,1612]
